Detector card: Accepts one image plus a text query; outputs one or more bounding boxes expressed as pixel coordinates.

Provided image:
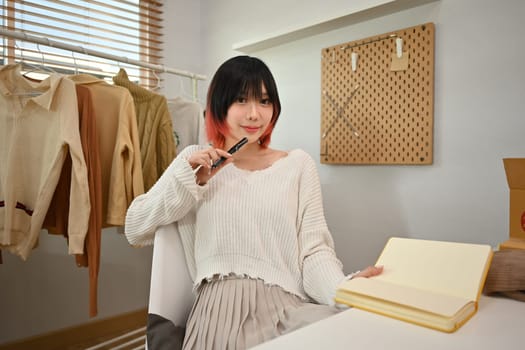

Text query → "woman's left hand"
[354,265,383,278]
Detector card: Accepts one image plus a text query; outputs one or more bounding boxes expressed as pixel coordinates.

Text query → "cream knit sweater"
[125,145,346,305]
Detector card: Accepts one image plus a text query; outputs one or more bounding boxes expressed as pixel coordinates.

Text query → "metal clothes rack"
[0,28,206,100]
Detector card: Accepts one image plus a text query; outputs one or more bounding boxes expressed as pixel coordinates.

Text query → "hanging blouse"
[0,64,90,260]
[167,96,206,151]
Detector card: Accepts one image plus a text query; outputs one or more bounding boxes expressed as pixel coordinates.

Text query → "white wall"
[162,0,204,101]
[196,0,525,271]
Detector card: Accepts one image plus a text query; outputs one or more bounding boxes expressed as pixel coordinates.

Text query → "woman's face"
[225,84,273,146]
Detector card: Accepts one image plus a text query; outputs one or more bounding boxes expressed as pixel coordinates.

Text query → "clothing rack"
[0,28,206,100]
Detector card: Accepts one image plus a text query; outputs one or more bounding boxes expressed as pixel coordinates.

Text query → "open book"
[335,237,493,332]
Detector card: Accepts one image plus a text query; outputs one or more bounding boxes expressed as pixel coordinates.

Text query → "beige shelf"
[232,0,439,53]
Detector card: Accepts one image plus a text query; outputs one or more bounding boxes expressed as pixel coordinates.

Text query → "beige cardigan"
[69,74,144,227]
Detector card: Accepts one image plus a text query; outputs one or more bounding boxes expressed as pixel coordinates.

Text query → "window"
[0,0,163,88]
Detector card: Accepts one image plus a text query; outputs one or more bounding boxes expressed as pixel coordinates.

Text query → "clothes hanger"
[16,43,41,74]
[170,74,200,103]
[21,43,56,79]
[71,51,79,75]
[150,69,162,91]
[38,44,56,74]
[12,43,48,96]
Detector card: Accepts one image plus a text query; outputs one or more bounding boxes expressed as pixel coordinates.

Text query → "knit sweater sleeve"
[297,152,345,305]
[124,145,206,246]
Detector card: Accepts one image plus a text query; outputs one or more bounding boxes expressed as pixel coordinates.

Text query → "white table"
[253,296,524,349]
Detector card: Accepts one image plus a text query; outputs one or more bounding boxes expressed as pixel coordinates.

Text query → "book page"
[338,277,471,317]
[372,237,492,300]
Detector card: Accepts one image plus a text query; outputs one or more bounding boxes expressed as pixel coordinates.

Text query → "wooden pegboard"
[320,23,434,165]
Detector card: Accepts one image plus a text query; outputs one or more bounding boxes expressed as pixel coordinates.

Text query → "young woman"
[125,56,382,350]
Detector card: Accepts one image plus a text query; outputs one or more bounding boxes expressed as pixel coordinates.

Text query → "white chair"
[146,222,195,349]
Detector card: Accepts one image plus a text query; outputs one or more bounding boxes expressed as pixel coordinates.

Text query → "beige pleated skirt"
[182,276,341,350]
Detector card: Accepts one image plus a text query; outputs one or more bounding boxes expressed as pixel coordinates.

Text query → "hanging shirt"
[167,96,206,150]
[113,69,177,191]
[0,64,90,260]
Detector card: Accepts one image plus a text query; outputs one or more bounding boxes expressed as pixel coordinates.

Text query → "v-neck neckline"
[229,150,294,174]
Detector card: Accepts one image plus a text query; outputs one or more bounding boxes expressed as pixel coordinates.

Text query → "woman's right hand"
[188,147,232,185]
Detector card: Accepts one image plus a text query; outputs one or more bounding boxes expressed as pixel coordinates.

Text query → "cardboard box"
[500,158,525,250]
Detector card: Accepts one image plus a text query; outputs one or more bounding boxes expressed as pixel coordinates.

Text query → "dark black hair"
[205,55,281,148]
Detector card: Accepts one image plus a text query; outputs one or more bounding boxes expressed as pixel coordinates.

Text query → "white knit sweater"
[124,145,345,305]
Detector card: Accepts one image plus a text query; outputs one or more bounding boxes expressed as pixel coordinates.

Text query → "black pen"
[211,137,248,169]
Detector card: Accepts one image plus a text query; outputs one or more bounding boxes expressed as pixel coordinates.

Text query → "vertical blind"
[0,0,163,88]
